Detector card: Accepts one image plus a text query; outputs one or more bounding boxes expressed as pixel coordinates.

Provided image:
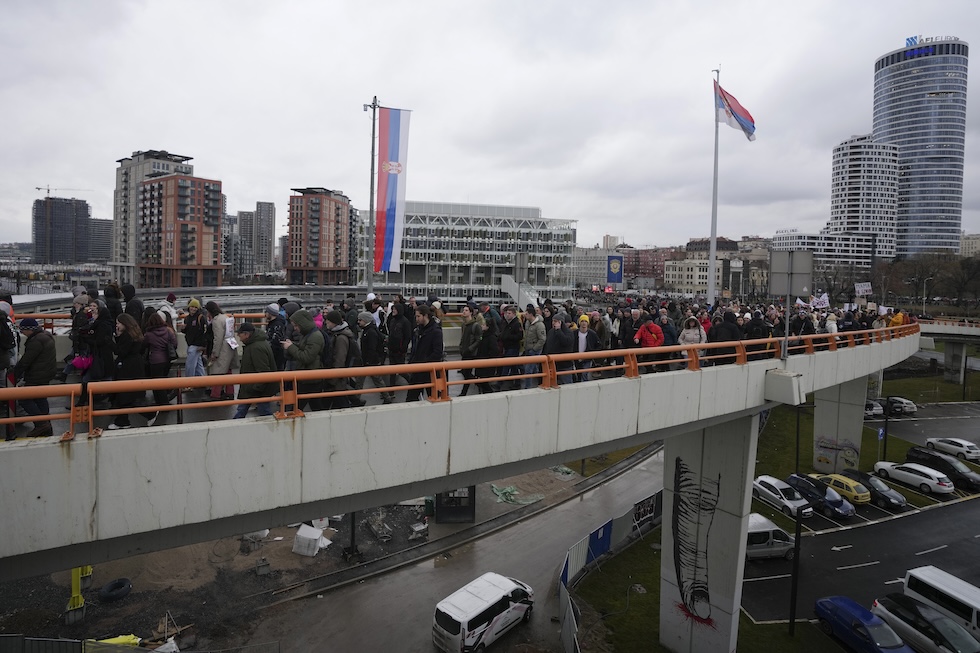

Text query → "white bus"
[905,565,980,642]
[432,572,533,652]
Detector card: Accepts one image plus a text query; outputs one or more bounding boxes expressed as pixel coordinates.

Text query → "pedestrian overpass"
[0,326,920,652]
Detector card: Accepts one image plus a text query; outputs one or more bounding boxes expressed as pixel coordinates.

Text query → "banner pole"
[365,96,378,293]
[708,68,721,310]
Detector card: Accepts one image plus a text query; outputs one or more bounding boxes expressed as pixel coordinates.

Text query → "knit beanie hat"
[166,292,177,303]
[265,302,280,317]
[325,310,344,326]
[357,311,374,324]
[19,318,40,331]
[187,298,201,309]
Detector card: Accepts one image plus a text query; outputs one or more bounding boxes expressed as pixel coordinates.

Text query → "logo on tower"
[906,34,959,47]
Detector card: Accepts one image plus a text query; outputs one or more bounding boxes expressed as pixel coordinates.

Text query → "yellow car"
[808,473,871,505]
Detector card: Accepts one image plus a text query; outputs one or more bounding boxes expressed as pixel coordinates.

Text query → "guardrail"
[0,324,919,442]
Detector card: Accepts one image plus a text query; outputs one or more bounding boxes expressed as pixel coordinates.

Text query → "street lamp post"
[922,277,933,317]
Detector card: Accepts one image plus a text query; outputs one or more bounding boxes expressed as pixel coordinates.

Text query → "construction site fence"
[0,325,919,441]
[556,491,664,653]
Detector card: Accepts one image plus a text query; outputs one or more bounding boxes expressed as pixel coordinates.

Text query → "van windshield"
[434,608,461,635]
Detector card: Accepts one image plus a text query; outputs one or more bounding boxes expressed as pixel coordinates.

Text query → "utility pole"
[363,97,379,293]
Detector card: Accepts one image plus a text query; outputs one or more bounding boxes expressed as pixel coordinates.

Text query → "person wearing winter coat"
[744,311,771,361]
[677,315,707,363]
[406,305,444,402]
[498,305,524,390]
[543,312,575,384]
[233,323,277,418]
[121,284,144,323]
[205,301,237,401]
[103,283,124,320]
[320,310,362,409]
[143,312,178,426]
[633,315,665,373]
[77,299,116,387]
[522,310,547,389]
[182,298,208,382]
[264,303,287,371]
[385,302,413,390]
[574,315,602,381]
[707,311,743,366]
[157,292,180,325]
[358,311,395,404]
[108,314,146,430]
[282,309,324,411]
[13,318,57,438]
[458,305,484,396]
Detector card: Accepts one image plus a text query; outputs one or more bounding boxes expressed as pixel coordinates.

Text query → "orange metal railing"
[0,324,919,442]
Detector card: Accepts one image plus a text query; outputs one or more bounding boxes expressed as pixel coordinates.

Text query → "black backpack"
[0,314,15,351]
[320,328,363,369]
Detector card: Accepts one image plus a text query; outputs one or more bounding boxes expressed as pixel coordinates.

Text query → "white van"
[905,565,980,642]
[745,513,795,560]
[432,572,534,652]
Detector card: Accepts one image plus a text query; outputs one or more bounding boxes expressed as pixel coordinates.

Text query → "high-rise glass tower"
[872,38,969,255]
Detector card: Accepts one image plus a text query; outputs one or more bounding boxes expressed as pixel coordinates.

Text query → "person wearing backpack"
[282,309,324,412]
[358,311,394,404]
[321,310,362,408]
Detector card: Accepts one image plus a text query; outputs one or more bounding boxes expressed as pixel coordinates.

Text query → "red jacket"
[634,321,664,348]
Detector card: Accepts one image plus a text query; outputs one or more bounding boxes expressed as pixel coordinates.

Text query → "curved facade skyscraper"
[872,38,969,255]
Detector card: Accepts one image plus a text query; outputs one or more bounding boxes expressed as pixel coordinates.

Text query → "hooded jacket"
[103,285,124,320]
[238,328,278,399]
[386,303,412,361]
[523,315,546,354]
[121,284,144,323]
[144,324,178,366]
[285,309,323,371]
[678,317,707,347]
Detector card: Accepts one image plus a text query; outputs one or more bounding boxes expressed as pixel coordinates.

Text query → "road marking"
[744,574,791,582]
[884,579,904,585]
[837,561,880,571]
[831,545,853,552]
[915,545,948,556]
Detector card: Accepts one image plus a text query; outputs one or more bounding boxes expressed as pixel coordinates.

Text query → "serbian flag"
[714,81,756,141]
[374,107,411,272]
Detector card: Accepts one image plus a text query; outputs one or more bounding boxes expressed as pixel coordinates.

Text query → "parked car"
[926,437,980,462]
[840,469,908,510]
[865,401,885,419]
[810,473,872,504]
[752,475,814,518]
[814,595,914,653]
[874,462,956,494]
[872,592,980,653]
[746,513,796,561]
[877,396,918,416]
[906,447,980,493]
[786,473,856,519]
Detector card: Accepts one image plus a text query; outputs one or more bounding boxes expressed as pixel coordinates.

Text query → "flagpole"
[364,96,378,293]
[708,68,721,311]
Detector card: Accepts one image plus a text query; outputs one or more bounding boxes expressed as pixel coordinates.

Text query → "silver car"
[752,475,813,518]
[872,593,980,653]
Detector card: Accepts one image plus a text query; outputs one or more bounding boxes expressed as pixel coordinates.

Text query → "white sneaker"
[146,412,159,427]
[107,423,131,430]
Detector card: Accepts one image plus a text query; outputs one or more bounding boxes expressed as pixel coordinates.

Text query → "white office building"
[360,201,576,303]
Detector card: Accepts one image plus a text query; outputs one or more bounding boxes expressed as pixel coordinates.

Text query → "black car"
[906,446,980,493]
[840,468,908,510]
[785,474,856,519]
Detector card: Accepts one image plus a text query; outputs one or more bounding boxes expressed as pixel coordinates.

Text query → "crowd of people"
[0,286,918,436]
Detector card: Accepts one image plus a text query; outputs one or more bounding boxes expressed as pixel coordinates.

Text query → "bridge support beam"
[660,414,759,653]
[943,341,968,384]
[812,377,867,473]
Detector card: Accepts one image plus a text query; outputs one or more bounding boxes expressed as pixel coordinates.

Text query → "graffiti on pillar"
[672,456,720,628]
[814,436,859,473]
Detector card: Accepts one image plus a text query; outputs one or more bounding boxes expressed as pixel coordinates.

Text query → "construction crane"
[35,186,93,196]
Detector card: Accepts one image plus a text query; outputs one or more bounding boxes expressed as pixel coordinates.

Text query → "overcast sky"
[2,1,978,250]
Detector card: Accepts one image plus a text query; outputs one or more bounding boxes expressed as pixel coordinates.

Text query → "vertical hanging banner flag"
[714,81,756,141]
[607,255,624,284]
[374,107,411,272]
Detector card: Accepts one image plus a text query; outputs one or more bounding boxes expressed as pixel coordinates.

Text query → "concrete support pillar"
[943,341,967,383]
[813,378,867,474]
[660,414,759,653]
